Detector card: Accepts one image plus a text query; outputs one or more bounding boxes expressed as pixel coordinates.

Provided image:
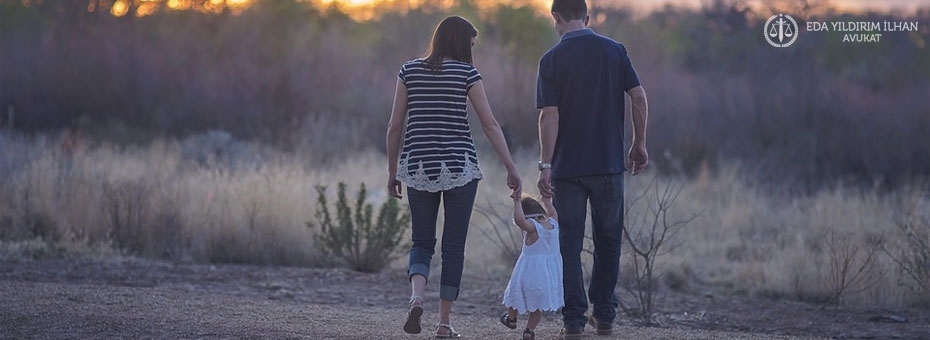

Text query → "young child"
[499,193,563,340]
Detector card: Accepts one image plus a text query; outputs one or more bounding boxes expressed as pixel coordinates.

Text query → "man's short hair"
[551,0,587,21]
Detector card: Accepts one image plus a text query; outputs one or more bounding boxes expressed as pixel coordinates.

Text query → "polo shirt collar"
[560,28,594,41]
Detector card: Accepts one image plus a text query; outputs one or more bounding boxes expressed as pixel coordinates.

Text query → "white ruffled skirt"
[502,253,564,314]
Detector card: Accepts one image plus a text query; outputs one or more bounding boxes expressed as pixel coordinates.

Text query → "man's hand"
[388,175,403,199]
[628,143,648,175]
[537,168,553,198]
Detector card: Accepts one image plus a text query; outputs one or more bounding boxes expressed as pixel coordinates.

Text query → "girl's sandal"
[403,296,424,334]
[499,314,517,329]
[522,328,535,340]
[435,323,462,338]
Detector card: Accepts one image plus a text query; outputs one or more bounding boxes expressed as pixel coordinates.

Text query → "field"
[2,132,927,312]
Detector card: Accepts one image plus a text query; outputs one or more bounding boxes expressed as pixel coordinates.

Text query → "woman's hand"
[388,174,403,199]
[510,184,521,201]
[507,170,521,199]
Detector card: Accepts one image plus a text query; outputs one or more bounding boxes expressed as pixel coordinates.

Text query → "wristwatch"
[538,162,552,171]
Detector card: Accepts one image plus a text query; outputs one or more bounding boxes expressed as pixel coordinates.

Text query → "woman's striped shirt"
[395,58,483,193]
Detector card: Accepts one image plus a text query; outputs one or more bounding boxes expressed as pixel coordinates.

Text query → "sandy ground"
[0,258,926,340]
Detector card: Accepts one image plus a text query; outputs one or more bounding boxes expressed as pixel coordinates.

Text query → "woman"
[386,16,521,338]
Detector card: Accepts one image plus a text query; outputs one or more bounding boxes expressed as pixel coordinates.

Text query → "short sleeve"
[466,66,482,90]
[620,45,641,91]
[536,53,558,109]
[397,63,407,84]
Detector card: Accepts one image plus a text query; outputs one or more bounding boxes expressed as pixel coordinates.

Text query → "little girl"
[499,193,563,340]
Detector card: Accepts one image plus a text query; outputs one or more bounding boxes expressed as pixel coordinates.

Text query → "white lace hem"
[396,155,483,193]
[501,253,563,314]
[502,285,564,314]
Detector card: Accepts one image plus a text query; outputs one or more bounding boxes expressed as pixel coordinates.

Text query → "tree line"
[1,0,927,189]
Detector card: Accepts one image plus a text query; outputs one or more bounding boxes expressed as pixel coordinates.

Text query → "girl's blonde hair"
[520,195,547,217]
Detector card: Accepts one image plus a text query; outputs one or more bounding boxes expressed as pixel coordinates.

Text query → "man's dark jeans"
[406,179,478,301]
[553,174,624,330]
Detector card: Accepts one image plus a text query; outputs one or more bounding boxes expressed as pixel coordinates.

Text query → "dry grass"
[0,132,384,266]
[1,131,927,309]
[659,165,928,308]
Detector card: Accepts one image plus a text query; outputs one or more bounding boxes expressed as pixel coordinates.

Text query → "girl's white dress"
[502,217,564,314]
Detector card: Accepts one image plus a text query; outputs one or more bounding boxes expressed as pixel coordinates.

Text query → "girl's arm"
[512,195,536,233]
[386,78,408,199]
[468,80,521,196]
[542,195,558,222]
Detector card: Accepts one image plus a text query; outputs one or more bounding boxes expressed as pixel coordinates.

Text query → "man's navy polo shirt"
[536,28,641,180]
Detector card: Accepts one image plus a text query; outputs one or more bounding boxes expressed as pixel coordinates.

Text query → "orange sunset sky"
[98,0,930,18]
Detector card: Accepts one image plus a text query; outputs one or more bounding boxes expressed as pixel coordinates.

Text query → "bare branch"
[621,177,698,325]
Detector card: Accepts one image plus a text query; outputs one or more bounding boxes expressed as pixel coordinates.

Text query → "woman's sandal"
[499,314,517,329]
[435,323,462,338]
[522,328,535,340]
[403,296,424,334]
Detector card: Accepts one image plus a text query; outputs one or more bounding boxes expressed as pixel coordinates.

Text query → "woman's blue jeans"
[553,174,624,330]
[406,179,478,301]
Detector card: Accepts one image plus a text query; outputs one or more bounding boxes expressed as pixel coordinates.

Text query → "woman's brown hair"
[423,16,477,69]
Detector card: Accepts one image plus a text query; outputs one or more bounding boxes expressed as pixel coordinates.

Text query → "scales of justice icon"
[764,14,798,47]
[768,15,795,43]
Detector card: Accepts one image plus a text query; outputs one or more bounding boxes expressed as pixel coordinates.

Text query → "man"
[535,0,649,338]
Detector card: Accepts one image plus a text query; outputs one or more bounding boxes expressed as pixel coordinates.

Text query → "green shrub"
[308,182,410,272]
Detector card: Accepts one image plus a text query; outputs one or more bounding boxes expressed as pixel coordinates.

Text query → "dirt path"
[0,259,925,340]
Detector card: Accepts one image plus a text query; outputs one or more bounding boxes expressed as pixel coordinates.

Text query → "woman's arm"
[386,78,408,199]
[467,80,521,194]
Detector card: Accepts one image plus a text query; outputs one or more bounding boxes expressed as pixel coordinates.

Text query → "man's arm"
[627,85,648,175]
[537,106,559,197]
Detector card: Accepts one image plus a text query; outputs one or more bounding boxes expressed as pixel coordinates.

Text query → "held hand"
[387,175,403,199]
[628,143,649,176]
[537,169,553,199]
[506,171,522,198]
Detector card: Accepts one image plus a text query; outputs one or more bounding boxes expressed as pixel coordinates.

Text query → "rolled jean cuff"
[439,285,459,301]
[408,263,430,283]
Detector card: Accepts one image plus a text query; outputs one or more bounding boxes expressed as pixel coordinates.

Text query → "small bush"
[308,182,410,273]
[621,178,699,325]
[883,216,930,305]
[819,229,880,311]
[473,198,522,266]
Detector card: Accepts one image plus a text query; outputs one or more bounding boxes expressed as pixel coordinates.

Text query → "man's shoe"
[587,315,613,336]
[557,327,584,340]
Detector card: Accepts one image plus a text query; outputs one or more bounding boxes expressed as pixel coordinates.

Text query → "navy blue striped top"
[395,58,484,192]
